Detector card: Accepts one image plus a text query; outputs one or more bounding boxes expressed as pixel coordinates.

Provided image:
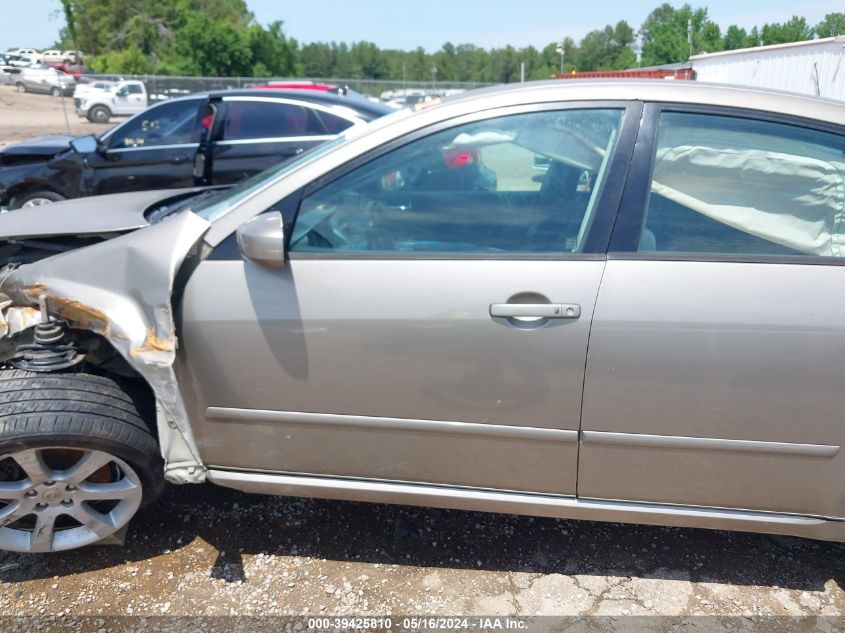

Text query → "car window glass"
[639,112,845,257]
[127,84,143,95]
[108,99,203,149]
[290,108,623,255]
[223,101,328,140]
[316,110,355,134]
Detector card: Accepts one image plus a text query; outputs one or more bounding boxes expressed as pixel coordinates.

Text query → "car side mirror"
[69,134,100,154]
[237,211,286,268]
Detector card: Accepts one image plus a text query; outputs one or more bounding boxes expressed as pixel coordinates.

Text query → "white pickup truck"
[75,80,148,123]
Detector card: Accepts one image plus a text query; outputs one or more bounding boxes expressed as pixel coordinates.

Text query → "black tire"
[15,82,25,93]
[10,189,66,210]
[87,105,110,124]
[50,86,62,97]
[0,369,163,506]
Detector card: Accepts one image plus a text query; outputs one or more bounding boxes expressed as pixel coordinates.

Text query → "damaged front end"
[0,211,212,484]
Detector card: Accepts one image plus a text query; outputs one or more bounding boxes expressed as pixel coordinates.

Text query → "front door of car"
[205,97,354,186]
[179,104,638,494]
[84,97,206,195]
[579,105,845,518]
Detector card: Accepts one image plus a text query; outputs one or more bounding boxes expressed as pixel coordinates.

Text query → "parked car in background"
[72,79,117,101]
[39,50,83,65]
[258,81,338,91]
[0,58,21,85]
[6,54,32,68]
[40,50,64,64]
[5,48,38,58]
[0,88,392,208]
[74,79,147,122]
[16,54,42,67]
[14,65,75,96]
[4,81,845,553]
[73,74,123,98]
[46,63,83,80]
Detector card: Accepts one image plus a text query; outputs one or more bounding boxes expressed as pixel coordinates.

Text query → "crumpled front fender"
[0,211,211,484]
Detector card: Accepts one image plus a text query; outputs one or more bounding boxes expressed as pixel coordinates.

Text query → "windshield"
[192,106,414,222]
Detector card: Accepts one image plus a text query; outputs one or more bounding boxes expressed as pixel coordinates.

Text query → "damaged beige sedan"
[3,80,845,552]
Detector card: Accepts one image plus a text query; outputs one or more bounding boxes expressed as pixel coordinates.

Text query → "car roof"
[434,79,845,127]
[164,88,394,119]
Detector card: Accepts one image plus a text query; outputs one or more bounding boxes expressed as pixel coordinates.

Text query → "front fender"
[0,211,212,483]
[0,163,48,205]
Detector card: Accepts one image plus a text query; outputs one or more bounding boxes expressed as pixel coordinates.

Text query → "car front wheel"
[50,86,62,97]
[11,190,66,209]
[0,370,163,553]
[15,82,25,93]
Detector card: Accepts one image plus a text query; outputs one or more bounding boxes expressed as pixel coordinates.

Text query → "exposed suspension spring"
[10,296,86,372]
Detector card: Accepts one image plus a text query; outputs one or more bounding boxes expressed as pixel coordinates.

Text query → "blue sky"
[3,0,843,51]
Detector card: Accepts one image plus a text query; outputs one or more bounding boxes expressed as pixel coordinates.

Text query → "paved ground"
[2,82,845,625]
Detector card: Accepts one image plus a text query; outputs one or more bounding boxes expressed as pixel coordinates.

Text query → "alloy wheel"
[0,447,143,552]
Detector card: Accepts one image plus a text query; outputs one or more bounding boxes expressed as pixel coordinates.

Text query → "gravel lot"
[1,484,845,623]
[1,82,845,627]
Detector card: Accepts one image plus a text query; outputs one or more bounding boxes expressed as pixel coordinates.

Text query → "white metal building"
[690,36,845,101]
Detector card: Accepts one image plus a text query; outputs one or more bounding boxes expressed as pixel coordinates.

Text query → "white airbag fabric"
[652,145,845,256]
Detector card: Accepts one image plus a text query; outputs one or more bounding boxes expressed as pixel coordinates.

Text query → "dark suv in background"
[0,89,393,209]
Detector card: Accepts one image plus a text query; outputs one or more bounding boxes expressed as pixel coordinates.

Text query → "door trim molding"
[582,430,839,458]
[215,135,337,146]
[206,469,845,541]
[205,407,578,443]
[107,143,199,153]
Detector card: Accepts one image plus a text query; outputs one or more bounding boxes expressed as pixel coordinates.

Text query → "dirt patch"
[0,85,111,145]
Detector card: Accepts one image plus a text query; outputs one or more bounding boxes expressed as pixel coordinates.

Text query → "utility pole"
[555,41,566,74]
[688,18,693,59]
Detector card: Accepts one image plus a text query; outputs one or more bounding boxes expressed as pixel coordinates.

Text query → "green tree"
[351,41,388,79]
[723,25,749,50]
[299,42,337,77]
[760,16,813,45]
[248,20,297,76]
[640,4,722,65]
[575,21,636,71]
[174,12,253,75]
[89,45,154,73]
[814,13,845,38]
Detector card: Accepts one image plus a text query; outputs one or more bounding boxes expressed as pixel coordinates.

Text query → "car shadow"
[1,483,843,591]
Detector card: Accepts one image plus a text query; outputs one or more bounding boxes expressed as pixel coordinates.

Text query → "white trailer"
[690,36,845,101]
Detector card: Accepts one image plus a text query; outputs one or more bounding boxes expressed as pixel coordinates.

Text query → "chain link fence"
[78,74,493,102]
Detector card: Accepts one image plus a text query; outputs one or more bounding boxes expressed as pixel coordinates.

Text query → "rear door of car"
[578,103,845,518]
[85,97,206,195]
[180,102,640,493]
[205,96,361,185]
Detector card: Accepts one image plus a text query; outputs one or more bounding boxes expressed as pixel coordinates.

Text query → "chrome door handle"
[490,303,581,319]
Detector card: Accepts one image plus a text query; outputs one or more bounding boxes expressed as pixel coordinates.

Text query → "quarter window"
[222,101,329,140]
[316,110,355,134]
[290,109,623,255]
[639,112,845,257]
